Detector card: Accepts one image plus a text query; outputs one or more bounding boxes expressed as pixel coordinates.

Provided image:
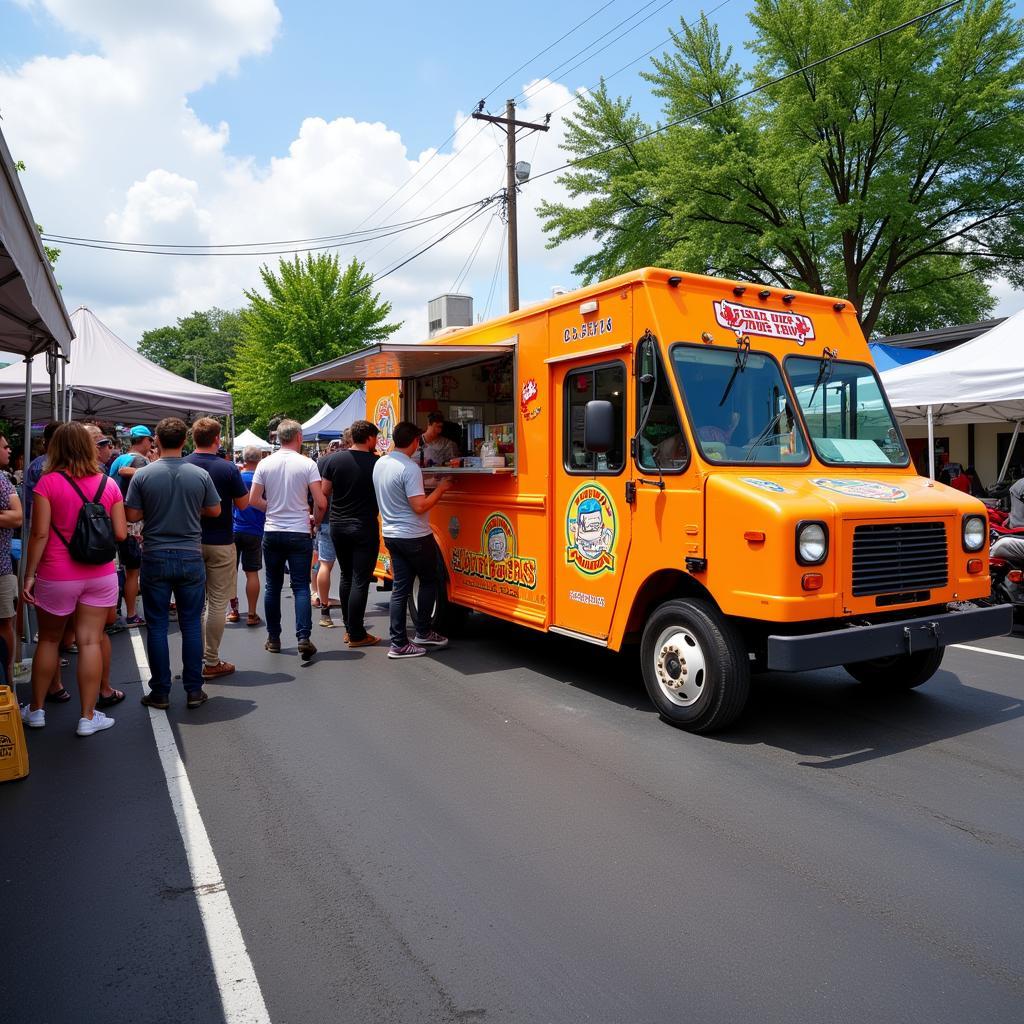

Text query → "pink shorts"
[34,575,119,617]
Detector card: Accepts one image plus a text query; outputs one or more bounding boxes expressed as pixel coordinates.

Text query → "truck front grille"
[851,522,948,597]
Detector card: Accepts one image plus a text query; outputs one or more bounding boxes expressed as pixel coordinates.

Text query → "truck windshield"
[671,344,809,464]
[785,356,910,466]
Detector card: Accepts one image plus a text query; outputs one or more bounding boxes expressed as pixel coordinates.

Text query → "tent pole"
[17,354,34,655]
[997,419,1022,484]
[229,413,235,458]
[48,343,58,422]
[926,405,935,486]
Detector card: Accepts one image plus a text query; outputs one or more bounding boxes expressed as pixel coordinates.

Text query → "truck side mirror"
[584,400,615,453]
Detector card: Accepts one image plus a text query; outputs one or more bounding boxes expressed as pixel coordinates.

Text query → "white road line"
[128,631,272,1024]
[952,643,1024,662]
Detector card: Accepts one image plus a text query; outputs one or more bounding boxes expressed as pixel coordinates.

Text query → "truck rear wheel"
[844,647,945,689]
[409,568,467,636]
[640,599,750,733]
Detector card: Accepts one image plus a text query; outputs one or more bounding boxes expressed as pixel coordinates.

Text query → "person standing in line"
[19,423,127,736]
[107,425,153,625]
[0,434,23,683]
[371,420,452,659]
[83,424,130,708]
[320,420,381,647]
[230,445,265,628]
[126,417,221,710]
[312,439,343,627]
[247,419,325,662]
[185,418,248,679]
[23,421,59,529]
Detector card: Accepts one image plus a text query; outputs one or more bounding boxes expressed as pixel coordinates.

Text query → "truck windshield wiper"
[806,347,838,410]
[718,335,751,407]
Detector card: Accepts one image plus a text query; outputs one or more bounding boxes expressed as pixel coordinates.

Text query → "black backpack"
[51,472,117,565]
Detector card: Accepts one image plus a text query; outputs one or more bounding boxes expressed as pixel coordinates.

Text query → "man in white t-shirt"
[249,419,326,661]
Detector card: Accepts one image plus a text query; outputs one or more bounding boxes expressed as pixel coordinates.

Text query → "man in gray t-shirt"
[372,420,451,659]
[126,417,221,708]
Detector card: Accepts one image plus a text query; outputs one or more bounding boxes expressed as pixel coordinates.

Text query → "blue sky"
[1,0,1019,349]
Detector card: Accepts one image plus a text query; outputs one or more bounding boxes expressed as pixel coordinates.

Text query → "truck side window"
[637,346,687,472]
[565,362,625,473]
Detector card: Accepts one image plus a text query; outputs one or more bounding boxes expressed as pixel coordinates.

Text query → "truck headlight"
[796,521,828,565]
[962,514,986,552]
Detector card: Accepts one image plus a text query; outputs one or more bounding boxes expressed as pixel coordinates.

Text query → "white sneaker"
[76,710,115,736]
[413,631,449,649]
[20,704,44,728]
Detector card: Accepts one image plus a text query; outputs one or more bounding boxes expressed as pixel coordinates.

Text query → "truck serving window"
[565,362,626,474]
[785,356,910,467]
[671,344,809,465]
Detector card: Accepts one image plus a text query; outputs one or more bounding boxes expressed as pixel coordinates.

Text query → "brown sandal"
[246,613,262,627]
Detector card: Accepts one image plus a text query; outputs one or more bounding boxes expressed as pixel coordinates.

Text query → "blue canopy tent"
[302,389,366,440]
[868,342,937,372]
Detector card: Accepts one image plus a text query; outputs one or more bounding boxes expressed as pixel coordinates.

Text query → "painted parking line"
[129,631,272,1024]
[952,643,1024,662]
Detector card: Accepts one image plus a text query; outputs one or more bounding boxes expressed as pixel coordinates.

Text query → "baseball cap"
[130,425,153,438]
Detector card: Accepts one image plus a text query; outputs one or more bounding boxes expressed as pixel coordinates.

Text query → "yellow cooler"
[0,684,29,782]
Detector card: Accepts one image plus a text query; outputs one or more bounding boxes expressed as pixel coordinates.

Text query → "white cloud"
[1,3,591,352]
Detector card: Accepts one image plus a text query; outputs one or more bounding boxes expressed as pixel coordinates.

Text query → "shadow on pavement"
[211,670,295,688]
[166,694,259,725]
[721,666,1024,767]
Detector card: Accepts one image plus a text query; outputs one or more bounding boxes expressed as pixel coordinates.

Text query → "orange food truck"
[293,268,1011,732]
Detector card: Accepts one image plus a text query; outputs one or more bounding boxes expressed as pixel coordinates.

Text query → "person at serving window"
[418,411,458,467]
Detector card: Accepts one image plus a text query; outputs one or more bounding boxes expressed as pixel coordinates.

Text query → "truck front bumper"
[766,604,1013,673]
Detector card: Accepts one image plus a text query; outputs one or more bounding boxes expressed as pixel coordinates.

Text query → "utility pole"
[472,99,549,312]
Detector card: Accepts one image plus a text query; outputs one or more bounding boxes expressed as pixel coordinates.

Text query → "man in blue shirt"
[108,425,154,624]
[230,445,266,626]
[185,418,248,678]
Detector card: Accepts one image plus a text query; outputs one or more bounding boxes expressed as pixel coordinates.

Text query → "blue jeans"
[140,549,206,695]
[263,531,313,641]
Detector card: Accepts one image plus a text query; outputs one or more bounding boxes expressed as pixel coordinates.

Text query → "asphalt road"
[4,584,1023,1024]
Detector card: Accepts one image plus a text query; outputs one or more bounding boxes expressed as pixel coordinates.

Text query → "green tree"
[540,0,1024,336]
[229,254,401,428]
[14,159,60,269]
[138,307,242,391]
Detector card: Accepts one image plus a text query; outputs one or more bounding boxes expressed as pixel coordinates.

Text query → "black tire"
[843,646,945,689]
[409,566,467,636]
[639,599,750,733]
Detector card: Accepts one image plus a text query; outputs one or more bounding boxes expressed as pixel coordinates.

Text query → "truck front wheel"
[844,647,945,689]
[640,599,750,733]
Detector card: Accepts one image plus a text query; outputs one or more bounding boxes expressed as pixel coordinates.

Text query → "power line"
[450,210,497,294]
[39,201,490,255]
[353,0,628,234]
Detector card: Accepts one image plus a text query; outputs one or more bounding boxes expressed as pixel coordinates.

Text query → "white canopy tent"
[301,403,333,430]
[880,310,1024,481]
[233,427,272,452]
[301,389,366,440]
[0,306,233,423]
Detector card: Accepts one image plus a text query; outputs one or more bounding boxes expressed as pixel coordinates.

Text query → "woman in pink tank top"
[20,423,127,736]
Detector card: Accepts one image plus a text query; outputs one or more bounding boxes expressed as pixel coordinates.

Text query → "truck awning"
[291,340,515,383]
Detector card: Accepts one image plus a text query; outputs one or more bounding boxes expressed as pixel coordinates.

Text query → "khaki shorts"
[0,572,18,619]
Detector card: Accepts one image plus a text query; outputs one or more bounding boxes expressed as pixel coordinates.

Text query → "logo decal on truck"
[451,513,538,593]
[714,300,814,344]
[520,377,542,421]
[812,478,908,502]
[373,396,396,454]
[741,477,790,494]
[566,484,617,575]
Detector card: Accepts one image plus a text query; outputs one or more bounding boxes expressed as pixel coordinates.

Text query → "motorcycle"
[985,508,1024,629]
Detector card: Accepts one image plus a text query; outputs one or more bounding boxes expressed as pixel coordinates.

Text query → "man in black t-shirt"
[185,417,249,677]
[319,419,381,647]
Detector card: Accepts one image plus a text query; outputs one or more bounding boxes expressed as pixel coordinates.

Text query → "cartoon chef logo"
[373,395,396,455]
[812,478,908,502]
[450,512,537,589]
[566,484,617,574]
